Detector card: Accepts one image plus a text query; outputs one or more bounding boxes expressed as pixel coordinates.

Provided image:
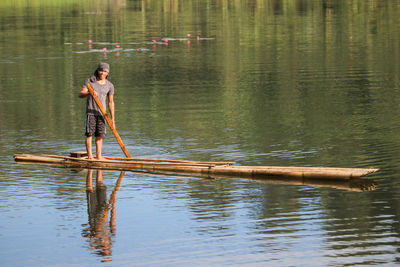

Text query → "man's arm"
[79,84,98,98]
[108,94,115,129]
[79,86,89,98]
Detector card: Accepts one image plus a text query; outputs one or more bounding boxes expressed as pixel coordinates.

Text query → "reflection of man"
[82,169,113,257]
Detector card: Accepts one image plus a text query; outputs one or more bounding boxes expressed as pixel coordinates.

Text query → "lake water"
[1,0,400,266]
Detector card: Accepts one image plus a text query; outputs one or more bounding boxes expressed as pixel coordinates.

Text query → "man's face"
[98,70,108,79]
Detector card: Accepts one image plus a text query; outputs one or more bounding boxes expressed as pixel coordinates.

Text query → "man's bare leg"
[86,136,94,159]
[95,136,104,160]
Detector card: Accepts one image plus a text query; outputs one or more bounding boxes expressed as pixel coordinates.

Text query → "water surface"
[1,0,400,266]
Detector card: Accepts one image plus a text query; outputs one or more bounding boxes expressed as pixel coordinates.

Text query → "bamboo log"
[41,153,235,166]
[15,154,222,168]
[104,156,236,165]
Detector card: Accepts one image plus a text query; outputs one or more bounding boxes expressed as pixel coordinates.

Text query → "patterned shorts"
[85,114,106,137]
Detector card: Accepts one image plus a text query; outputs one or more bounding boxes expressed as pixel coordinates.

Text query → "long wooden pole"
[86,83,132,158]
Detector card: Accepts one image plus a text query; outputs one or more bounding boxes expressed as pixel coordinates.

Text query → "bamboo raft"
[14,153,379,180]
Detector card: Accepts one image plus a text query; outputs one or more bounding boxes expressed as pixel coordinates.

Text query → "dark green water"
[1,0,400,266]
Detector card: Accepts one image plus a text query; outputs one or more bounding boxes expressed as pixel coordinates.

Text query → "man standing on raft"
[79,62,115,160]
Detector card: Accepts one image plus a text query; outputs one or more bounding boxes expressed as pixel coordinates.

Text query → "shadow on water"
[81,170,125,261]
[74,166,376,262]
[144,170,378,192]
[246,176,377,192]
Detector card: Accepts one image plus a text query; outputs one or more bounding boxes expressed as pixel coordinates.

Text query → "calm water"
[1,0,400,266]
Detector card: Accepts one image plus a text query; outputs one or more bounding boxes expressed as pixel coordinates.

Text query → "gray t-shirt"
[84,79,114,116]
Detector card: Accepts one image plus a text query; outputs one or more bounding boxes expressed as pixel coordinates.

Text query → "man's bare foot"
[87,155,94,160]
[94,156,105,160]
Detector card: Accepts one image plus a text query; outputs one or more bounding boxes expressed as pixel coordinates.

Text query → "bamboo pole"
[104,156,236,165]
[86,83,132,158]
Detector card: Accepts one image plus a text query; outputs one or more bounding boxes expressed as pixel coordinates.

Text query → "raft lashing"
[14,152,379,180]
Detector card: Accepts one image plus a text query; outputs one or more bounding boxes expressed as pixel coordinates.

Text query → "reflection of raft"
[245,176,377,192]
[14,152,379,181]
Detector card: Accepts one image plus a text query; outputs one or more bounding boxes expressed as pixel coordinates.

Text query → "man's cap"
[97,62,110,73]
